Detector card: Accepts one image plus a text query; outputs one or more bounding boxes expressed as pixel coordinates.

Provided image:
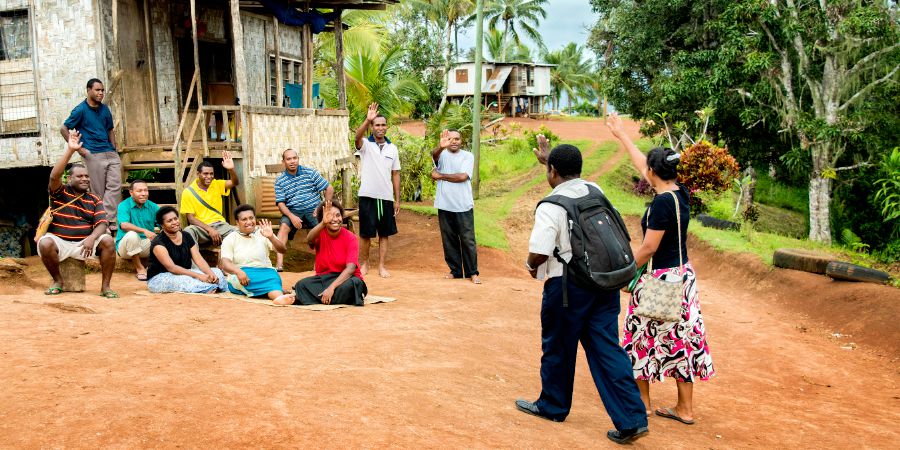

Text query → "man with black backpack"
[515,137,648,445]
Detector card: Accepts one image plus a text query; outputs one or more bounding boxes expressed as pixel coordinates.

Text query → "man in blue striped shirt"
[274,148,334,271]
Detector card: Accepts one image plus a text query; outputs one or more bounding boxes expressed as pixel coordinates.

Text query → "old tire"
[772,248,835,275]
[695,214,740,231]
[825,262,891,284]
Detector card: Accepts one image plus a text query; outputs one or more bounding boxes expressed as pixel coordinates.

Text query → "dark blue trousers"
[534,277,648,431]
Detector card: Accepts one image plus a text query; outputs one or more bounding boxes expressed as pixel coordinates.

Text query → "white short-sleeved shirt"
[528,178,604,280]
[434,149,474,212]
[357,136,401,201]
[221,230,274,269]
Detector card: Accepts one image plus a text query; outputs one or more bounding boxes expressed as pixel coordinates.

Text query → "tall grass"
[754,172,809,215]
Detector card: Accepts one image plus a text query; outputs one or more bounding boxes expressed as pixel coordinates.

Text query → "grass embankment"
[402,138,598,250]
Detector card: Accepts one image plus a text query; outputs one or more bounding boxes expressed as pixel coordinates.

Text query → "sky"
[456,0,599,61]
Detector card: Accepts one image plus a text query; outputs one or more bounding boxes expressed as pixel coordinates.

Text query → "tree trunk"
[437,24,453,111]
[808,176,833,245]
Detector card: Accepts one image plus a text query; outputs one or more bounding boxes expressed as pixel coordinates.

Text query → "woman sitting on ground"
[279,200,367,306]
[146,205,228,294]
[218,204,292,303]
[607,113,715,425]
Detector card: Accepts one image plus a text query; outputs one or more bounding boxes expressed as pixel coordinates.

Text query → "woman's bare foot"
[379,266,391,278]
[471,275,482,284]
[273,293,295,305]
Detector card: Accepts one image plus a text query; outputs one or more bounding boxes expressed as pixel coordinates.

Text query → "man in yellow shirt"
[181,151,240,246]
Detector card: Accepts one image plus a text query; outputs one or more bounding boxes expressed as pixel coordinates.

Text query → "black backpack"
[537,184,636,306]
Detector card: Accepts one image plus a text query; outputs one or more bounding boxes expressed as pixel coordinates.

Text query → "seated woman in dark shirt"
[146,206,227,294]
[277,201,367,306]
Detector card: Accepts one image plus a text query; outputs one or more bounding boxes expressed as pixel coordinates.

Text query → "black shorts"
[358,196,398,239]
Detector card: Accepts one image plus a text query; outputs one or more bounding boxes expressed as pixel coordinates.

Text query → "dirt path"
[2,119,898,448]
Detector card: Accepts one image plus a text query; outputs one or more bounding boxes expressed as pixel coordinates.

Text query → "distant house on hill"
[445,61,552,117]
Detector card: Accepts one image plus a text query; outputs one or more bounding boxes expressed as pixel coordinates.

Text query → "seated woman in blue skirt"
[146,206,228,294]
[219,204,292,303]
[284,200,367,306]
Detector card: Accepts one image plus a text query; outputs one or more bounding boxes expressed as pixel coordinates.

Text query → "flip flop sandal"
[44,285,63,295]
[136,273,148,281]
[99,290,120,299]
[655,407,695,425]
[275,267,284,273]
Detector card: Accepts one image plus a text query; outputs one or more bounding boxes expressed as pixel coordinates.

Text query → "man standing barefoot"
[431,129,480,284]
[353,103,400,278]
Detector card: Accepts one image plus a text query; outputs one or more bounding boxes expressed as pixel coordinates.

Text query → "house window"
[0,9,37,134]
[269,55,303,106]
[485,68,494,80]
[527,67,535,87]
[455,69,468,83]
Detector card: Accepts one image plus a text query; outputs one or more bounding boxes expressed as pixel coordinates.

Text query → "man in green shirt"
[116,180,159,280]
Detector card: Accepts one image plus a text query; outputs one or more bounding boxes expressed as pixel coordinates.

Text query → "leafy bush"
[631,177,653,197]
[678,141,740,213]
[389,127,435,202]
[874,147,900,236]
[523,125,560,150]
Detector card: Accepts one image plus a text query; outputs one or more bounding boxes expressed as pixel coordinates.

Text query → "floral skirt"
[622,262,715,382]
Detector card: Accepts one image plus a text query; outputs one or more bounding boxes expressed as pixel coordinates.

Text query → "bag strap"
[49,191,85,214]
[187,185,224,218]
[646,189,684,275]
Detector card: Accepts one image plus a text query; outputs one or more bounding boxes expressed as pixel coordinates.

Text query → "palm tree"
[483,0,548,60]
[543,43,593,112]
[409,0,476,109]
[482,28,532,62]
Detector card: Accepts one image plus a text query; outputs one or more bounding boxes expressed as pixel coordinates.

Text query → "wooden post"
[342,167,352,207]
[230,0,248,105]
[334,9,346,110]
[273,16,283,107]
[302,24,313,109]
[143,0,160,143]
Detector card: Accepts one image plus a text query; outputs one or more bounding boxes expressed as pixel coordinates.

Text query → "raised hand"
[366,103,379,122]
[605,112,625,137]
[221,150,235,170]
[439,129,451,149]
[68,129,84,154]
[533,134,550,166]
[258,218,274,238]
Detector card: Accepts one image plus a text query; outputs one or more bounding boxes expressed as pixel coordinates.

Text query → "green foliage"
[483,0,549,54]
[478,137,534,184]
[126,168,159,182]
[841,228,870,253]
[543,43,593,111]
[566,101,600,117]
[389,127,435,202]
[874,148,900,226]
[522,125,559,150]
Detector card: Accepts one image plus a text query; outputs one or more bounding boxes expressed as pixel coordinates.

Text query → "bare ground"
[1,118,898,448]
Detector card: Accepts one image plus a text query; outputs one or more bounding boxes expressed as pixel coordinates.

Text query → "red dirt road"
[2,118,898,448]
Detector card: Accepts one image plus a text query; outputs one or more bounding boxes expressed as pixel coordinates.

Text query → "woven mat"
[133,290,396,311]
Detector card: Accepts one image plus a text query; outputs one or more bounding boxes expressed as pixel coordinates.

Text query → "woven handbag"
[634,191,685,322]
[34,193,84,243]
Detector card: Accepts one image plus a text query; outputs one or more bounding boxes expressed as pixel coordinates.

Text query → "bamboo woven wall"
[244,107,350,180]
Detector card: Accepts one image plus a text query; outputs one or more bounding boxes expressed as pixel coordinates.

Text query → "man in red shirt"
[38,130,117,298]
[280,201,367,306]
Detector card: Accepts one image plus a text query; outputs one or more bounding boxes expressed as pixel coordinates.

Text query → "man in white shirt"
[431,129,480,284]
[353,103,401,278]
[516,137,648,445]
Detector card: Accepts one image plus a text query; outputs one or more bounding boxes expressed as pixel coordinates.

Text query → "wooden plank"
[230,0,249,107]
[123,162,177,170]
[123,182,176,190]
[273,16,283,107]
[144,0,160,143]
[265,163,283,173]
[244,105,314,115]
[315,109,349,117]
[302,23,312,109]
[201,105,241,111]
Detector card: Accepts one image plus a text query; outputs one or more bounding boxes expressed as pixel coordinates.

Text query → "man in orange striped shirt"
[37,130,118,298]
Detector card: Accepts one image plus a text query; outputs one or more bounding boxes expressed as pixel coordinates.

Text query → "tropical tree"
[480,28,532,62]
[590,0,900,245]
[483,0,549,60]
[543,43,593,111]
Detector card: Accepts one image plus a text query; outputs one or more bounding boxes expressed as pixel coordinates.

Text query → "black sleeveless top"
[640,183,690,269]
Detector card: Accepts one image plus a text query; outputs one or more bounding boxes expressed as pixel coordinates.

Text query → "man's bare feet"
[471,275,482,284]
[379,266,391,278]
[444,273,455,279]
[360,262,369,276]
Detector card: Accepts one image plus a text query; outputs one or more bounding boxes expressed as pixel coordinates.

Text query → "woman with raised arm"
[606,113,715,425]
[146,206,228,294]
[218,204,293,304]
[284,201,367,306]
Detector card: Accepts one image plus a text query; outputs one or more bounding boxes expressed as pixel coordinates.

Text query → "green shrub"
[523,125,560,150]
